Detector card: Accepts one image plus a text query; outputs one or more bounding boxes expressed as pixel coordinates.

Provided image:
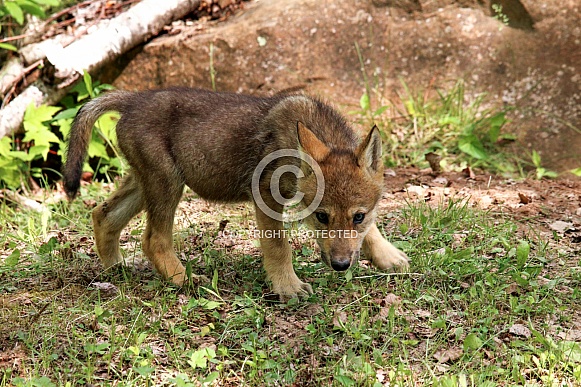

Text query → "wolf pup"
[63,88,409,298]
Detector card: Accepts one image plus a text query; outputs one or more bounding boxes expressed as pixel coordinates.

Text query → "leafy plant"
[531,150,558,179]
[492,3,510,29]
[353,79,518,174]
[0,0,61,51]
[0,72,122,189]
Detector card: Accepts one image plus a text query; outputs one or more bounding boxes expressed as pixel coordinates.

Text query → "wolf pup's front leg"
[363,223,409,270]
[254,201,313,300]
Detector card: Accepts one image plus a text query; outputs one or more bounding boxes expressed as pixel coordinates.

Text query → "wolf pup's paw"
[370,240,409,272]
[273,279,313,302]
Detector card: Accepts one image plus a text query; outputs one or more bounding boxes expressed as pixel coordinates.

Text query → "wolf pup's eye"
[315,212,329,224]
[353,213,365,224]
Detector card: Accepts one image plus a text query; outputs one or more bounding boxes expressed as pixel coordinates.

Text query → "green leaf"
[187,348,216,369]
[0,42,18,51]
[39,237,58,254]
[0,137,12,157]
[438,115,461,127]
[95,113,119,141]
[53,107,79,121]
[201,372,220,385]
[463,333,483,351]
[15,0,45,18]
[531,150,541,167]
[570,167,581,177]
[88,140,108,159]
[29,376,55,387]
[133,366,155,377]
[30,0,61,6]
[458,135,488,160]
[28,144,50,160]
[5,249,21,266]
[372,105,389,117]
[335,375,356,386]
[558,341,581,363]
[516,240,530,269]
[4,1,24,24]
[9,150,34,161]
[24,104,61,123]
[359,93,370,111]
[83,71,94,98]
[488,112,506,143]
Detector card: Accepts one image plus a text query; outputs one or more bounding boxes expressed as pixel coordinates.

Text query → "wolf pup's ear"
[297,122,331,162]
[357,125,382,173]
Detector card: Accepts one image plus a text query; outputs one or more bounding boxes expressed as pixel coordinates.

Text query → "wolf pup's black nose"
[331,259,351,271]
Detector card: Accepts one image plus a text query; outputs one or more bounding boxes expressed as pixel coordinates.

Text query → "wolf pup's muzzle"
[321,250,360,271]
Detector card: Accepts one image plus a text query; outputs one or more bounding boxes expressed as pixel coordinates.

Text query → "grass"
[1,181,580,386]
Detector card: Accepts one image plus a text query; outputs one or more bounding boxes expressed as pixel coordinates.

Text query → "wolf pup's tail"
[62,91,130,200]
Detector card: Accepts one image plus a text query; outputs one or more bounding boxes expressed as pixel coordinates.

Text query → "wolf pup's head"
[297,122,384,272]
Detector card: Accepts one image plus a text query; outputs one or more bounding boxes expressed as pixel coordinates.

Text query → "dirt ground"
[381,167,581,237]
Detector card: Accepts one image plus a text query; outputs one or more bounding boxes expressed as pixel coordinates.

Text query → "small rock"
[384,168,396,177]
[549,220,573,233]
[433,346,463,363]
[90,282,118,294]
[433,176,449,186]
[509,323,531,338]
[405,185,426,197]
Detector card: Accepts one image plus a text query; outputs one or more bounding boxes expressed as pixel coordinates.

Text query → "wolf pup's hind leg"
[139,171,187,286]
[363,223,409,270]
[92,172,145,268]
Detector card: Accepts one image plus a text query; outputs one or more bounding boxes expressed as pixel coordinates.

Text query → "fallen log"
[0,0,201,139]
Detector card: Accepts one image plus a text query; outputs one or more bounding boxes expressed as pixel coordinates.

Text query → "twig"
[0,32,35,43]
[44,0,95,24]
[353,272,423,279]
[2,60,43,106]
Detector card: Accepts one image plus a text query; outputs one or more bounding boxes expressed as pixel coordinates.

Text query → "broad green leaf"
[22,123,60,147]
[83,71,94,98]
[516,240,530,268]
[15,0,45,18]
[53,107,79,121]
[0,42,18,51]
[88,140,109,159]
[463,333,482,350]
[8,150,34,161]
[201,372,219,385]
[24,103,61,123]
[359,93,370,111]
[30,0,60,6]
[95,113,119,141]
[488,112,506,143]
[5,249,20,266]
[543,170,558,178]
[28,144,50,160]
[0,137,12,156]
[570,167,581,177]
[531,150,541,167]
[372,105,389,117]
[133,366,155,377]
[4,1,24,24]
[335,375,356,386]
[404,100,416,116]
[438,115,461,126]
[458,135,488,160]
[0,166,21,188]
